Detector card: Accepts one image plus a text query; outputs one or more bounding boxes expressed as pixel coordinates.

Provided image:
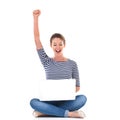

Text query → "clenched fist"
[33,9,41,17]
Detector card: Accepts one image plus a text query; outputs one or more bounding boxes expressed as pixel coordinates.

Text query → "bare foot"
[68,110,86,118]
[33,110,48,117]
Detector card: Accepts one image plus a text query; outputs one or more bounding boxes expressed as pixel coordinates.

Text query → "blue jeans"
[30,95,87,117]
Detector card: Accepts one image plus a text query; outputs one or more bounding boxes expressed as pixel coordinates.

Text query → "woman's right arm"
[33,9,43,49]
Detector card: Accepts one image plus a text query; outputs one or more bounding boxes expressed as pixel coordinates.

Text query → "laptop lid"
[38,79,76,101]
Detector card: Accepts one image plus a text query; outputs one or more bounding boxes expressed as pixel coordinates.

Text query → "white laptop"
[38,79,76,101]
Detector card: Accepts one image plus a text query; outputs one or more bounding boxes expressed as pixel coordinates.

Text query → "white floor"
[33,117,86,120]
[30,113,88,120]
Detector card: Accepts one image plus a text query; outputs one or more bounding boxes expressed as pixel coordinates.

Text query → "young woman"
[30,9,87,118]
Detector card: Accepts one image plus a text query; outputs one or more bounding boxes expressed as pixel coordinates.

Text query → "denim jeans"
[30,95,87,117]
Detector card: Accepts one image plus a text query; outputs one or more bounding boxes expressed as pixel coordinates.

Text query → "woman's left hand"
[76,86,80,92]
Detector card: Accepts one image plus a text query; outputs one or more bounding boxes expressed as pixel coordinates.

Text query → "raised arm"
[33,9,43,49]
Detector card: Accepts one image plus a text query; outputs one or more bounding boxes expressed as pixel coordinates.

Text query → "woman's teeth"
[56,50,61,53]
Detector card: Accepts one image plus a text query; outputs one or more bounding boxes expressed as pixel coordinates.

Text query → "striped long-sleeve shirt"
[37,48,80,86]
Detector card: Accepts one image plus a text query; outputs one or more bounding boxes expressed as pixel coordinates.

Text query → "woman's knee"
[30,98,40,107]
[81,95,87,103]
[76,95,87,105]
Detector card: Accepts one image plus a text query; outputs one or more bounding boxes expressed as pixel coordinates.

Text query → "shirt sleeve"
[37,48,51,67]
[72,61,80,87]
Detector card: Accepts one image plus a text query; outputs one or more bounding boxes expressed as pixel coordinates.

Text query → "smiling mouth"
[55,50,61,53]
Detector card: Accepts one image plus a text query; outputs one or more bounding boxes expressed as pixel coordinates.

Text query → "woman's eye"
[59,44,63,46]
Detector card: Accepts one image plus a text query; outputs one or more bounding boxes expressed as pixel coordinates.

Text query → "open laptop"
[38,79,76,101]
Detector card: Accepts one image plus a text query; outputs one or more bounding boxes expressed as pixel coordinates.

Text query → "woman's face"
[51,38,65,56]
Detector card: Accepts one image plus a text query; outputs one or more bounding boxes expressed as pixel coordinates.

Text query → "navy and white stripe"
[37,48,80,86]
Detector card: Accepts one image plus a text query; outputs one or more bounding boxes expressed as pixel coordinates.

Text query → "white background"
[0,0,120,120]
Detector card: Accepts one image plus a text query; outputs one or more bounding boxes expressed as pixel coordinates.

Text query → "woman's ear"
[63,44,66,48]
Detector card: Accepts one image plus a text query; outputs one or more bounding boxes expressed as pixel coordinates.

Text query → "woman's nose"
[56,46,60,49]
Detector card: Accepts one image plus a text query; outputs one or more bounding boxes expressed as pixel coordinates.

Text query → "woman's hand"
[33,9,43,49]
[33,9,41,17]
[76,86,80,92]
